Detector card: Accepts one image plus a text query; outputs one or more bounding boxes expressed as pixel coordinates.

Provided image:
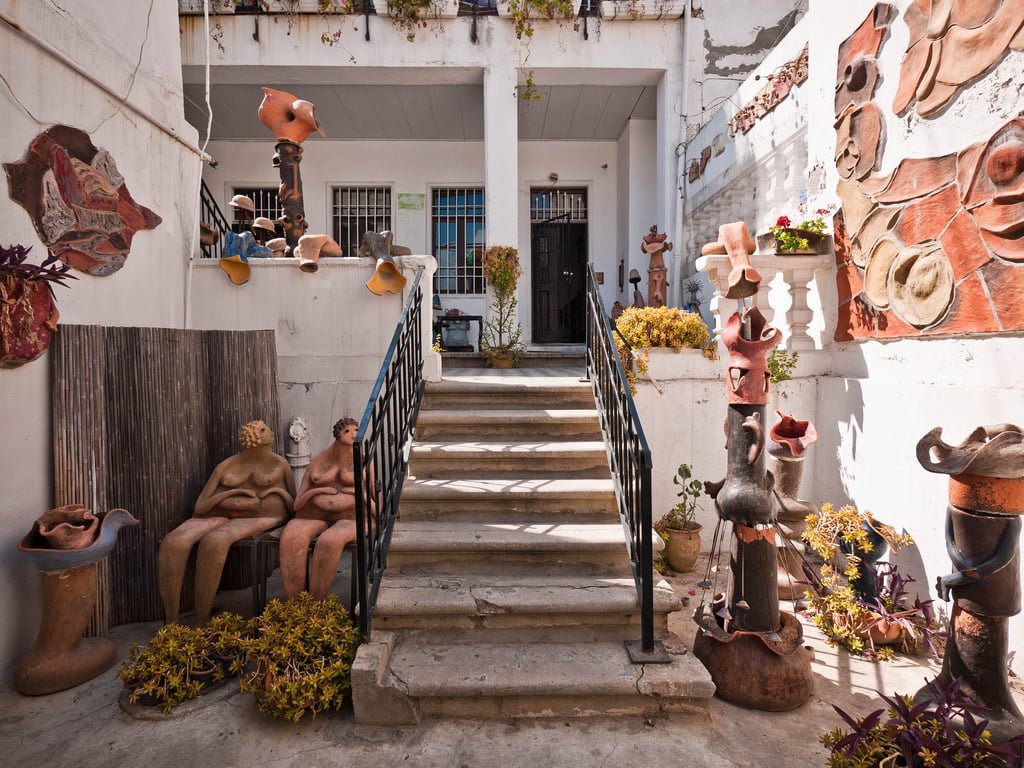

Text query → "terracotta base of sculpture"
[915,605,1023,743]
[693,610,813,711]
[15,563,116,695]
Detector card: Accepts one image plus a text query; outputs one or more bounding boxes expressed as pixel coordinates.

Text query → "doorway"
[530,189,587,344]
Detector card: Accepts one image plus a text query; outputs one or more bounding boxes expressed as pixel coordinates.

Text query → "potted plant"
[480,246,524,369]
[118,624,224,713]
[240,593,361,721]
[758,207,835,254]
[386,0,457,40]
[0,244,73,369]
[802,503,938,661]
[654,463,705,572]
[205,612,253,674]
[613,305,714,392]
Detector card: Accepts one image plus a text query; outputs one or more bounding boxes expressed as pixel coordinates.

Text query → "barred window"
[332,186,392,258]
[432,187,485,295]
[231,186,279,231]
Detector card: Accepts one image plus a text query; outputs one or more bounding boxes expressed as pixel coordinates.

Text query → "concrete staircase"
[351,366,714,724]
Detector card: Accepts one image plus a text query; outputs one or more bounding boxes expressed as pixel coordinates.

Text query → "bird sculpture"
[258,87,324,144]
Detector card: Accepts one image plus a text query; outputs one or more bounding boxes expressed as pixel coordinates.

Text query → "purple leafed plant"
[0,244,76,297]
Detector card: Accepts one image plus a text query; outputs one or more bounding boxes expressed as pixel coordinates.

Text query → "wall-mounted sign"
[397,193,425,211]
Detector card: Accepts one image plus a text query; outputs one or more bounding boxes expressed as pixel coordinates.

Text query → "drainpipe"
[672,1,694,308]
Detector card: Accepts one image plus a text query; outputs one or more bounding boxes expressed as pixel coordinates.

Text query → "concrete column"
[783,267,815,351]
[484,65,519,248]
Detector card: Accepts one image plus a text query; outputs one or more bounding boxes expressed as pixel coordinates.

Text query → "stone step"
[423,378,594,411]
[386,521,630,574]
[399,477,616,517]
[440,354,586,370]
[409,440,610,477]
[353,632,715,725]
[415,408,602,440]
[373,574,680,636]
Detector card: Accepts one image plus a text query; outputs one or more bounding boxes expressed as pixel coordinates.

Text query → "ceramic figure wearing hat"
[641,226,673,308]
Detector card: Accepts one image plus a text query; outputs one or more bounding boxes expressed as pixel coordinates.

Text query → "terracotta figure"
[628,269,645,308]
[279,417,363,599]
[700,221,761,299]
[295,233,344,273]
[915,423,1024,742]
[258,87,323,145]
[641,226,672,308]
[158,420,294,624]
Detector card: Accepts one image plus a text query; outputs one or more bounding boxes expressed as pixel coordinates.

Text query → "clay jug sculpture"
[294,234,344,273]
[258,88,323,145]
[17,507,139,695]
[360,230,412,295]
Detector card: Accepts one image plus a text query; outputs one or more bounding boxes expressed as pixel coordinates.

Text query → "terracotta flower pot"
[663,524,702,572]
[856,611,905,646]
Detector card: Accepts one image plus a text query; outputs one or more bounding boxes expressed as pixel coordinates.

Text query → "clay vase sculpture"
[258,88,323,145]
[700,221,761,299]
[767,412,818,600]
[359,230,412,295]
[16,507,138,695]
[914,423,1024,743]
[157,420,295,625]
[279,417,362,600]
[294,234,343,274]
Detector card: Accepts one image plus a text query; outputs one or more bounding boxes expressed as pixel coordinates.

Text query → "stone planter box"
[497,0,585,20]
[386,0,459,20]
[756,229,833,256]
[179,0,236,14]
[599,0,685,19]
[640,347,721,383]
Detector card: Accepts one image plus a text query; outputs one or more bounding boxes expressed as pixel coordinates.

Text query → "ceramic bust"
[279,417,364,599]
[157,420,294,624]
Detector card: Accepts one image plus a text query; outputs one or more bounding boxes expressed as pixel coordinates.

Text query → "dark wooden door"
[532,215,587,343]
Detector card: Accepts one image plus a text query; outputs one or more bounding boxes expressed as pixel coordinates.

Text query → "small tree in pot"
[654,463,705,572]
[480,245,524,369]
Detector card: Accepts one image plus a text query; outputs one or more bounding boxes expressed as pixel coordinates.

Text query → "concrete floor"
[2,560,1020,768]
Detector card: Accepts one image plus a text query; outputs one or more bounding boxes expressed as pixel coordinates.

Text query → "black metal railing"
[585,265,657,656]
[199,179,230,260]
[352,266,426,639]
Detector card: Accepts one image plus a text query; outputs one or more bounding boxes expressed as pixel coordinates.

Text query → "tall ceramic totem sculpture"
[641,226,672,308]
[916,424,1024,742]
[258,87,322,249]
[693,221,813,711]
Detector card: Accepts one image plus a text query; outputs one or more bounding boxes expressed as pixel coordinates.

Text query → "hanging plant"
[387,0,448,41]
[505,0,578,39]
[0,244,74,369]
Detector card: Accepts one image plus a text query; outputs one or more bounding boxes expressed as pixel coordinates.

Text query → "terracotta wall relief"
[832,3,1024,341]
[728,45,809,137]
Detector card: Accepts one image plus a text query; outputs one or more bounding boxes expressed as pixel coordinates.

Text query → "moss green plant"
[507,0,577,39]
[766,347,798,383]
[240,593,361,721]
[118,623,225,713]
[613,306,713,392]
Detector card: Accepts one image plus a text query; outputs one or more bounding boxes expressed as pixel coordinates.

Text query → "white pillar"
[484,65,519,248]
[783,267,816,352]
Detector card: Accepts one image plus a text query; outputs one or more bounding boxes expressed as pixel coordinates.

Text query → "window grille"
[530,188,588,223]
[332,186,393,258]
[231,186,279,230]
[432,187,486,295]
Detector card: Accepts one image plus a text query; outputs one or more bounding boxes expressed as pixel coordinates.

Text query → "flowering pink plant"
[769,205,836,251]
[775,215,791,228]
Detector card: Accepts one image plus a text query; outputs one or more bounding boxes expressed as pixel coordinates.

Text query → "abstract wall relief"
[835,118,1024,340]
[728,45,809,137]
[4,126,161,277]
[832,4,1024,341]
[893,0,1024,117]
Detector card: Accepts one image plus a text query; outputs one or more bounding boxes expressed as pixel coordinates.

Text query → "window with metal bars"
[331,186,393,258]
[530,188,588,223]
[230,186,279,230]
[432,187,486,295]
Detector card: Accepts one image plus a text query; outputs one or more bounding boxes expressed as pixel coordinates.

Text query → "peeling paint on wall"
[704,9,805,77]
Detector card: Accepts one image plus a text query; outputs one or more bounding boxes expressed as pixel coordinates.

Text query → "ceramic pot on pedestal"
[915,424,1024,743]
[16,507,138,695]
[766,411,817,600]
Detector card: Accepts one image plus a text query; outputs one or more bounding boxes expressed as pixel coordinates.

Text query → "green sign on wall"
[397,193,425,211]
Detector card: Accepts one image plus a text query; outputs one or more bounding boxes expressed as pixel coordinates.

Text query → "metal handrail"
[199,179,230,260]
[352,266,426,639]
[585,265,658,656]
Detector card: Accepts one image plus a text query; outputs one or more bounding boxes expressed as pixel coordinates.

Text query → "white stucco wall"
[670,0,1024,660]
[0,0,199,673]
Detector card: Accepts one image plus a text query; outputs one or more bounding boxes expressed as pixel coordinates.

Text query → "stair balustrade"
[353,266,426,639]
[199,179,231,261]
[585,265,664,661]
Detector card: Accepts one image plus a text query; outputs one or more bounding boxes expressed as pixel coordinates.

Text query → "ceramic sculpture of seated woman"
[158,420,294,624]
[279,417,363,599]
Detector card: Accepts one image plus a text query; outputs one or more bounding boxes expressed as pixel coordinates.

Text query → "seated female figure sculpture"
[279,417,362,599]
[158,420,294,624]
